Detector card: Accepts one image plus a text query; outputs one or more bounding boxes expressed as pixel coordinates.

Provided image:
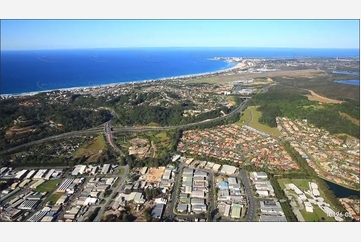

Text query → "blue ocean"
[1,47,359,95]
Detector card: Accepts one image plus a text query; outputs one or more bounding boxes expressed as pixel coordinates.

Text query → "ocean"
[1,47,359,95]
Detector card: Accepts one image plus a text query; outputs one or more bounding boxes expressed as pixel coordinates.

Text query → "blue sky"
[1,20,359,50]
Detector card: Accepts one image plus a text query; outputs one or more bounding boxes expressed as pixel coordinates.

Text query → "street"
[239,170,256,222]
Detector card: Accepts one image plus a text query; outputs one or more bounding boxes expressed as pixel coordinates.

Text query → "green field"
[35,179,61,193]
[74,135,107,162]
[47,192,63,204]
[236,106,281,137]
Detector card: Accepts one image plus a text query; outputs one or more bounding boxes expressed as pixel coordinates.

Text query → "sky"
[0,20,359,50]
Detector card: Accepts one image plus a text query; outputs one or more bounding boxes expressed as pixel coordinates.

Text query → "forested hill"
[247,91,360,138]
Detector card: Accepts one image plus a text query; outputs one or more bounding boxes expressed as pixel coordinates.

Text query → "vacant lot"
[74,135,107,162]
[35,179,61,193]
[236,106,281,137]
[304,89,343,104]
[145,167,165,183]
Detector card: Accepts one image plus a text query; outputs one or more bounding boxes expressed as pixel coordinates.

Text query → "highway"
[239,170,256,222]
[0,97,250,155]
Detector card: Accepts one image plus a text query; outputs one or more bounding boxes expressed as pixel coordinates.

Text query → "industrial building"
[15,169,28,180]
[25,170,36,179]
[33,169,48,180]
[162,168,172,180]
[259,214,287,222]
[44,169,55,180]
[224,204,231,217]
[101,164,111,174]
[18,200,39,210]
[190,190,205,199]
[191,198,205,206]
[19,179,31,188]
[72,165,87,176]
[177,204,188,212]
[90,166,99,175]
[151,204,165,219]
[259,200,284,215]
[220,165,237,175]
[30,179,46,189]
[250,171,268,181]
[192,204,207,213]
[27,210,48,222]
[56,179,74,193]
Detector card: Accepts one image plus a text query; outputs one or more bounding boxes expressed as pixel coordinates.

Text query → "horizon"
[1,20,359,50]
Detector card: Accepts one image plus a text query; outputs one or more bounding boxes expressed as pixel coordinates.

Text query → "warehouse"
[304,201,313,212]
[151,204,165,219]
[30,179,46,189]
[0,167,9,176]
[66,183,78,195]
[192,204,207,213]
[231,203,242,219]
[205,162,215,170]
[259,200,284,215]
[259,214,287,222]
[56,179,74,192]
[27,210,48,222]
[177,204,188,212]
[18,200,39,210]
[227,177,238,186]
[15,169,28,180]
[2,207,22,221]
[190,190,205,199]
[193,171,207,178]
[27,193,44,201]
[183,168,194,175]
[25,170,36,179]
[44,169,55,180]
[33,169,48,180]
[71,165,87,176]
[84,197,98,206]
[191,198,205,206]
[55,194,69,206]
[224,204,231,217]
[250,171,268,181]
[94,184,109,192]
[220,165,237,175]
[101,164,111,174]
[19,179,31,188]
[212,164,221,172]
[41,215,55,222]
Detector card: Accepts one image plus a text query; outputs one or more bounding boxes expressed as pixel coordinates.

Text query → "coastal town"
[0,56,359,222]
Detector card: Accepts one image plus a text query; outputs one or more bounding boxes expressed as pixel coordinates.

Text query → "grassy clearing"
[74,135,107,162]
[236,106,281,137]
[35,179,61,193]
[339,112,360,126]
[47,192,63,204]
[148,122,160,127]
[119,168,125,175]
[304,89,343,104]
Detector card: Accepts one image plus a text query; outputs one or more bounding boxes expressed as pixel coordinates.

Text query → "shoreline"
[1,60,246,98]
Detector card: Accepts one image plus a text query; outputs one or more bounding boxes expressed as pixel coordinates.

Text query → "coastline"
[1,60,246,98]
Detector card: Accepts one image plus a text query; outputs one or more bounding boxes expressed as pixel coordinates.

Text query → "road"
[239,170,256,222]
[0,97,251,155]
[104,121,125,157]
[166,163,184,219]
[93,165,129,222]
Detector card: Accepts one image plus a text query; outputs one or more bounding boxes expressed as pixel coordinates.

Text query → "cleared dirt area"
[128,138,150,159]
[145,167,165,183]
[304,89,343,104]
[339,112,360,126]
[5,125,36,137]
